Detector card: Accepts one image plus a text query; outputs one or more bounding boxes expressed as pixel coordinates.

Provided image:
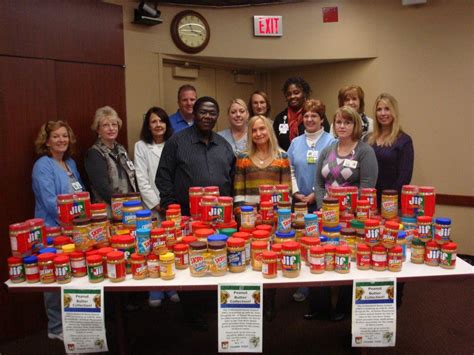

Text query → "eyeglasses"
[101,122,119,129]
[335,120,354,127]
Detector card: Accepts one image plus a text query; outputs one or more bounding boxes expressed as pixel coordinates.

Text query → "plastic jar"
[38,253,56,283]
[57,194,75,225]
[304,214,318,237]
[72,217,92,252]
[364,219,380,247]
[300,236,320,265]
[240,206,256,229]
[261,251,277,278]
[107,251,126,282]
[9,223,31,258]
[147,254,160,278]
[275,208,291,233]
[424,240,440,266]
[388,246,403,272]
[294,202,308,224]
[53,236,71,254]
[309,245,325,274]
[341,227,356,249]
[356,200,370,221]
[324,244,336,271]
[227,237,246,273]
[208,241,227,276]
[200,195,218,224]
[130,253,148,279]
[90,216,110,248]
[382,221,399,249]
[165,208,181,229]
[217,197,233,224]
[90,203,107,219]
[194,228,214,244]
[260,201,274,225]
[281,241,301,278]
[161,221,176,249]
[396,231,407,261]
[440,242,457,269]
[87,255,104,283]
[135,228,151,255]
[259,184,274,203]
[159,252,176,280]
[23,255,39,283]
[275,184,290,203]
[251,241,268,271]
[328,186,348,213]
[8,257,25,283]
[360,188,377,213]
[401,216,417,247]
[189,186,203,220]
[335,245,351,274]
[122,201,142,226]
[271,243,282,270]
[322,198,339,227]
[62,244,75,255]
[53,255,71,284]
[381,190,398,220]
[274,230,296,244]
[203,186,220,196]
[322,225,341,246]
[232,231,251,265]
[401,185,418,217]
[74,191,91,218]
[70,251,86,277]
[189,241,208,277]
[356,243,371,270]
[111,193,128,222]
[417,216,433,242]
[417,186,436,217]
[136,209,152,230]
[174,243,189,270]
[345,186,358,213]
[252,230,270,246]
[410,239,425,264]
[434,218,451,245]
[111,235,135,274]
[97,247,113,278]
[151,228,167,255]
[371,246,387,271]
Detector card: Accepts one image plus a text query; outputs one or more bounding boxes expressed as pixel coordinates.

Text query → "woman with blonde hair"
[218,98,249,153]
[368,93,414,208]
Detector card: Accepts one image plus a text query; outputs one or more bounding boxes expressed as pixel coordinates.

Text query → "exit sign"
[253,16,283,37]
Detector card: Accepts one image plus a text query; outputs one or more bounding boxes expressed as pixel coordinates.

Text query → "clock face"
[171,11,210,53]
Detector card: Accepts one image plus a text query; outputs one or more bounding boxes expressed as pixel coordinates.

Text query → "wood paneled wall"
[0,0,126,342]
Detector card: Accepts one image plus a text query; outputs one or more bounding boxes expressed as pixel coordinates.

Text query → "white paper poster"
[218,284,263,353]
[352,278,397,347]
[61,286,108,353]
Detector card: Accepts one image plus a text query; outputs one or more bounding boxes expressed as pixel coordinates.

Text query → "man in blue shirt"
[169,84,197,133]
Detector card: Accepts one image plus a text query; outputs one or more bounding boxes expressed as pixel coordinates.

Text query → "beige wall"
[112,0,473,253]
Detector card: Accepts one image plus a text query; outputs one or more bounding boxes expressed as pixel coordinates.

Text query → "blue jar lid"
[322,225,342,232]
[136,209,151,218]
[123,200,141,208]
[304,214,317,221]
[240,206,254,212]
[38,247,57,254]
[275,230,295,238]
[397,231,406,239]
[46,237,54,245]
[435,217,451,225]
[136,228,151,236]
[208,234,228,243]
[23,255,38,264]
[278,208,291,214]
[401,216,416,223]
[319,236,328,243]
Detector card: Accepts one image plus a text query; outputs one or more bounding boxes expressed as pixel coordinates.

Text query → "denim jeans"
[149,290,178,300]
[44,292,62,335]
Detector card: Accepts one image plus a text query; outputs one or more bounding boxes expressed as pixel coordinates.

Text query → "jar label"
[372,254,387,262]
[228,251,244,267]
[190,255,207,272]
[9,265,25,279]
[305,224,318,236]
[88,265,103,280]
[310,256,324,266]
[89,226,105,242]
[322,209,337,222]
[213,254,227,269]
[25,265,39,275]
[440,251,456,265]
[136,236,151,255]
[107,264,117,279]
[282,254,300,271]
[335,255,350,270]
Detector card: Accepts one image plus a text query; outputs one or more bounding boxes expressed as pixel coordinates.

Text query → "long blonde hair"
[246,115,281,158]
[368,93,402,147]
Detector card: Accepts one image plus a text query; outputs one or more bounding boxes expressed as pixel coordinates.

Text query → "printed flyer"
[61,286,108,353]
[218,284,263,353]
[351,278,397,347]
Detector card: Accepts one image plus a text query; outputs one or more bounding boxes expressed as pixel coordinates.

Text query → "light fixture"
[133,1,163,26]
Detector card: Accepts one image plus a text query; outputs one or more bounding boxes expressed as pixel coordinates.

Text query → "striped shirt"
[234,151,291,206]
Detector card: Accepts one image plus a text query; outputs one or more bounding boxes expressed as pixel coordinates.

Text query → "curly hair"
[140,107,173,144]
[35,120,76,158]
[281,77,312,97]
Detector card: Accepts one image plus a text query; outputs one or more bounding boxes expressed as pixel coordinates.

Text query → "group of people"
[31,78,414,337]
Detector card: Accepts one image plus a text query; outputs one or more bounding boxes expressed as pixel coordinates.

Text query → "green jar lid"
[219,228,237,237]
[350,220,364,229]
[412,238,426,246]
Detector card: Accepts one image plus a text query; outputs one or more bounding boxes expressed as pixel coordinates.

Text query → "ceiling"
[155,1,301,7]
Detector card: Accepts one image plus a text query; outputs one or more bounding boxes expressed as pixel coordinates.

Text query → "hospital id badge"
[71,181,82,192]
[343,159,358,169]
[279,123,289,135]
[307,150,318,164]
[126,160,135,170]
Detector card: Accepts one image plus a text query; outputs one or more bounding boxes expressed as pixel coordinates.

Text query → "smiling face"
[375,99,394,128]
[195,101,218,134]
[178,89,197,117]
[251,118,270,148]
[149,113,167,142]
[303,110,323,133]
[343,91,361,113]
[334,112,355,140]
[47,126,69,158]
[228,102,249,130]
[285,84,305,110]
[251,93,268,115]
[97,116,119,144]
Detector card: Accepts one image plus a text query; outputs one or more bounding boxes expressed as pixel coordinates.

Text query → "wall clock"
[170,10,210,54]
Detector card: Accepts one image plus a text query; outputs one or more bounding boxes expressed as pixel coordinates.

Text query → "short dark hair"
[193,96,220,116]
[177,84,197,101]
[282,77,312,97]
[140,107,173,144]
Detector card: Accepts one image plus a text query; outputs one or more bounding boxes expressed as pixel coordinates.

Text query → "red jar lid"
[260,201,273,208]
[75,192,90,198]
[426,240,438,248]
[70,251,84,258]
[218,196,233,203]
[227,237,245,247]
[386,216,400,223]
[442,242,457,250]
[216,221,238,229]
[323,244,336,252]
[417,216,432,223]
[173,243,189,252]
[38,253,56,262]
[97,247,114,256]
[256,224,272,232]
[203,186,219,192]
[275,184,289,190]
[195,228,214,238]
[147,254,158,261]
[282,241,300,251]
[168,204,181,210]
[8,256,22,264]
[201,196,217,203]
[372,245,386,252]
[189,186,203,193]
[9,222,29,231]
[166,209,180,216]
[252,230,270,240]
[161,221,175,228]
[251,241,268,249]
[357,243,370,252]
[54,236,72,246]
[151,228,165,236]
[90,203,107,211]
[191,221,209,231]
[360,188,376,193]
[385,221,399,230]
[271,243,282,252]
[107,251,124,261]
[86,250,99,257]
[419,186,435,192]
[182,236,198,244]
[131,253,145,261]
[340,213,355,221]
[239,226,255,234]
[300,236,318,245]
[262,251,277,260]
[46,226,61,233]
[87,255,102,263]
[309,245,325,254]
[54,255,70,264]
[259,184,273,190]
[402,185,418,191]
[336,245,351,254]
[357,200,370,206]
[232,231,251,240]
[346,186,358,193]
[117,235,135,244]
[364,219,380,227]
[389,246,402,253]
[26,218,44,227]
[57,193,74,201]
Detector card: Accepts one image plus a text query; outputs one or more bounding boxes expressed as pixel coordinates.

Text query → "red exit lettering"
[259,17,279,34]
